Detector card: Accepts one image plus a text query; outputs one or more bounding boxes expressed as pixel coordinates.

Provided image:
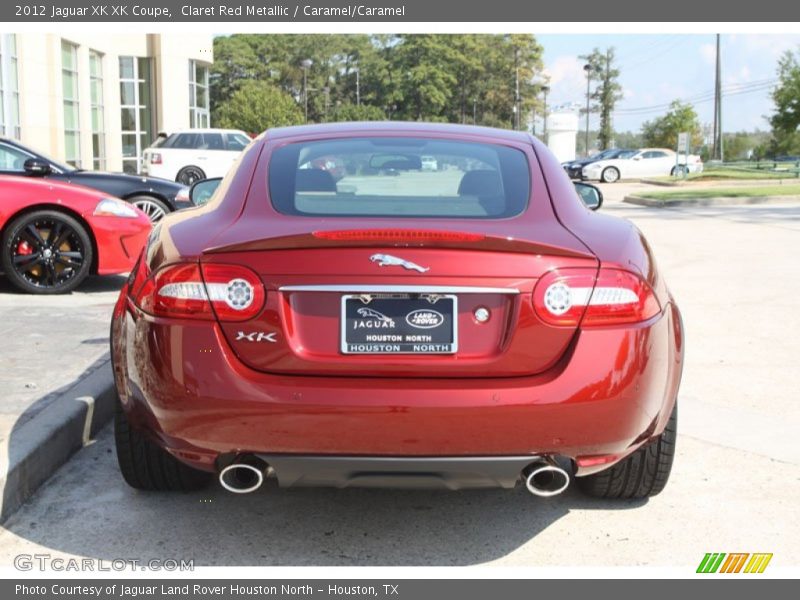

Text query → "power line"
[614,78,777,114]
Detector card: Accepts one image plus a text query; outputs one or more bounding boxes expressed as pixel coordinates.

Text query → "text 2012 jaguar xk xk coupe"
[111,123,683,499]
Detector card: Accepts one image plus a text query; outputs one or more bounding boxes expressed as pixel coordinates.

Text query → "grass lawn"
[651,168,797,182]
[640,185,800,200]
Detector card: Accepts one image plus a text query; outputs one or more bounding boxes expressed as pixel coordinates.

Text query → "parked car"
[561,148,633,179]
[111,122,683,500]
[582,148,703,182]
[0,137,191,223]
[0,176,151,294]
[421,155,438,171]
[142,128,252,185]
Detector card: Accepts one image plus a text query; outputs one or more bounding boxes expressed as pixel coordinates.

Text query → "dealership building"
[0,33,213,173]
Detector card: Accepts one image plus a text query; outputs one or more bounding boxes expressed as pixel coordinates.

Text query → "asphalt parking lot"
[0,184,799,568]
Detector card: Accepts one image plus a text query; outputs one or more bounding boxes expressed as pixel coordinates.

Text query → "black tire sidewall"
[2,209,93,294]
[176,166,206,186]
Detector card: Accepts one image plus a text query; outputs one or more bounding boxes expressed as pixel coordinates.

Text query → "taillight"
[133,263,265,322]
[149,152,162,165]
[533,268,661,327]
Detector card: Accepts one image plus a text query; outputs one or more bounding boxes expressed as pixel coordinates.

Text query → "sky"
[537,34,800,134]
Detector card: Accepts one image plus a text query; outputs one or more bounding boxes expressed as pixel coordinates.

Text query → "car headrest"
[457,170,503,197]
[295,169,337,193]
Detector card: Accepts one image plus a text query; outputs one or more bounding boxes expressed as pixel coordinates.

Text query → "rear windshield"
[268,137,530,219]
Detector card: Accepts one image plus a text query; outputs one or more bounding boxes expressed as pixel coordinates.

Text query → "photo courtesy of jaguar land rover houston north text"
[110,122,683,499]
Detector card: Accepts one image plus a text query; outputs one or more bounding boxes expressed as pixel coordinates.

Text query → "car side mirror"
[189,177,222,206]
[23,158,52,176]
[574,182,603,211]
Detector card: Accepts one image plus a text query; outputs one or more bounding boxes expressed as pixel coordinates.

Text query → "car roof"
[264,121,534,143]
[159,128,249,136]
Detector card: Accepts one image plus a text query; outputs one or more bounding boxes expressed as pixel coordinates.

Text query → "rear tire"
[128,196,170,223]
[578,404,677,499]
[176,166,206,186]
[114,397,212,491]
[601,167,620,183]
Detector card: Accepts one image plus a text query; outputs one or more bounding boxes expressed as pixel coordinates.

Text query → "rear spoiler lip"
[203,232,597,260]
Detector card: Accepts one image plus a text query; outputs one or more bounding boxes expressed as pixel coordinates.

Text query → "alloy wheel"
[10,217,86,290]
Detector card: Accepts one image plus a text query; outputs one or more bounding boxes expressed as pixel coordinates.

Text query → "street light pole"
[300,58,313,123]
[542,85,550,142]
[514,48,520,130]
[583,63,593,157]
[355,68,360,106]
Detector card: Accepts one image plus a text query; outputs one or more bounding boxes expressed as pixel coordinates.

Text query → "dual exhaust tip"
[217,455,571,496]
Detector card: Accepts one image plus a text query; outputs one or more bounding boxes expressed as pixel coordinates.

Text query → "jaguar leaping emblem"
[356,307,395,326]
[369,253,429,273]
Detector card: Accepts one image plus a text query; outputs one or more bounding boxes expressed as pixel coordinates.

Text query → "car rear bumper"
[112,295,683,480]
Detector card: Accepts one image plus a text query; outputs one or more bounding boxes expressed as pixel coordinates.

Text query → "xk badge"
[236,331,277,343]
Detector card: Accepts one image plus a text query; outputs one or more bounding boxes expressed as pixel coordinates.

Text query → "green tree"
[214,80,303,134]
[613,130,644,149]
[579,47,623,150]
[209,34,545,129]
[331,102,386,122]
[768,49,800,155]
[641,101,702,149]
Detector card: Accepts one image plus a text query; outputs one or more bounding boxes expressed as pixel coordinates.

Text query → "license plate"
[341,294,458,354]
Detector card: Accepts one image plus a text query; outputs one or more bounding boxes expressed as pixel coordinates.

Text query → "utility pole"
[301,58,313,123]
[542,85,550,142]
[514,48,520,130]
[355,68,360,106]
[473,98,477,125]
[583,63,593,157]
[712,34,723,161]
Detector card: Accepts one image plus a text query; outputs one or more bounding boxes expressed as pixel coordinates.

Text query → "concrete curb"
[639,177,799,188]
[0,354,115,523]
[623,194,800,208]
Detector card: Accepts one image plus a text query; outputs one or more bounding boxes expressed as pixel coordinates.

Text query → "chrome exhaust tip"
[219,461,266,494]
[523,459,570,497]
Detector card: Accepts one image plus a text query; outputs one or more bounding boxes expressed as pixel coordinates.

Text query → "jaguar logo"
[369,253,429,273]
[354,307,396,329]
[405,309,444,329]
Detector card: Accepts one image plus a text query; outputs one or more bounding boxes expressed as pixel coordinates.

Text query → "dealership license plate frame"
[340,293,458,355]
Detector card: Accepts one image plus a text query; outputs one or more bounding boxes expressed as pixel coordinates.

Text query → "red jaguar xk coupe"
[1,176,151,293]
[111,123,683,499]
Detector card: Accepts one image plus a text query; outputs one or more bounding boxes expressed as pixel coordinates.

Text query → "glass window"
[0,34,21,139]
[226,133,251,151]
[0,142,33,171]
[89,51,105,170]
[119,56,154,174]
[188,60,210,129]
[269,138,531,219]
[61,41,81,167]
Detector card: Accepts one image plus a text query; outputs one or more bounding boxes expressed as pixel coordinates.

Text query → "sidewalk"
[0,275,124,521]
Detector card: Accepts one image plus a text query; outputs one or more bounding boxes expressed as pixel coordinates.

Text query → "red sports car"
[1,176,151,294]
[111,123,683,499]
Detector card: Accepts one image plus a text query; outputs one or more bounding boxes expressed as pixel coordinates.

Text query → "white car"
[142,128,252,185]
[582,148,703,183]
[420,155,438,171]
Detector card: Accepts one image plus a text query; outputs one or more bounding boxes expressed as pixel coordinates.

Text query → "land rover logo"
[405,309,444,329]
